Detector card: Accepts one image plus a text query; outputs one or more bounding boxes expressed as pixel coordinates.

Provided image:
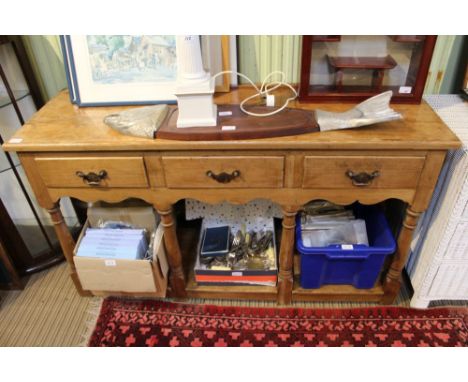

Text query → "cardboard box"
[87,201,158,232]
[74,204,168,296]
[194,218,278,286]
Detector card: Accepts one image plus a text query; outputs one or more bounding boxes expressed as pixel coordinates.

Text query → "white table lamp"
[175,35,217,128]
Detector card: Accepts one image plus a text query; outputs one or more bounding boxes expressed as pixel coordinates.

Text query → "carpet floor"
[89,298,468,347]
[0,262,101,346]
[0,260,425,347]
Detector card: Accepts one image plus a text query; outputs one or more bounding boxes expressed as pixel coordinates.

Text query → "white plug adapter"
[266,94,275,107]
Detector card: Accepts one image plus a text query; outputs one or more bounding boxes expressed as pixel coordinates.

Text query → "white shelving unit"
[407,95,468,307]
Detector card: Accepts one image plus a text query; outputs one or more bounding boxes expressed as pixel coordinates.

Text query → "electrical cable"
[212,70,298,117]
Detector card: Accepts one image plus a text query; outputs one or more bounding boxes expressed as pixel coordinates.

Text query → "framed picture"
[61,35,231,106]
[61,35,178,106]
[299,35,437,104]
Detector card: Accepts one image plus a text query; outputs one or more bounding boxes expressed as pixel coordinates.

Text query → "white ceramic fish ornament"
[316,91,402,132]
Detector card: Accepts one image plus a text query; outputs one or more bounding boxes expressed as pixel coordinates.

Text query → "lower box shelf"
[173,216,388,303]
[292,277,384,302]
[90,290,168,299]
[184,273,278,300]
[175,217,278,301]
[292,252,386,302]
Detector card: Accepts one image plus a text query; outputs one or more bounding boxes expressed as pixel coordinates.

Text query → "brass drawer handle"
[346,170,380,186]
[76,170,108,186]
[206,170,240,183]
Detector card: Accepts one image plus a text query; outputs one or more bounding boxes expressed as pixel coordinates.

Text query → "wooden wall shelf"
[300,35,437,103]
[310,35,341,42]
[390,35,426,43]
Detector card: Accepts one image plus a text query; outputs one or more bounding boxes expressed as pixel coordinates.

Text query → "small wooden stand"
[327,55,398,92]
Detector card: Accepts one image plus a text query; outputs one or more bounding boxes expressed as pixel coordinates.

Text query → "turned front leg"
[382,206,421,304]
[157,206,187,298]
[277,206,299,305]
[47,201,91,296]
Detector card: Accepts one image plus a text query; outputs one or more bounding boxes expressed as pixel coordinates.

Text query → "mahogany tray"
[155,105,319,141]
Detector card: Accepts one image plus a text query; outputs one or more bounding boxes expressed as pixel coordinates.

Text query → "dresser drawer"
[303,156,425,189]
[35,156,149,188]
[162,156,284,188]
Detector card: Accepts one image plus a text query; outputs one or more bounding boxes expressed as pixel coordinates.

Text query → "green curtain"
[423,36,457,94]
[238,35,464,94]
[21,35,67,102]
[21,35,462,101]
[439,35,465,93]
[238,35,302,84]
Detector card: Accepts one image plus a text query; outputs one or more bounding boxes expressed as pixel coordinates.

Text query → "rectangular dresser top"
[3,88,462,152]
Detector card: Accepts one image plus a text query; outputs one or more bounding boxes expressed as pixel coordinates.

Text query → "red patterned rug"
[88,298,468,347]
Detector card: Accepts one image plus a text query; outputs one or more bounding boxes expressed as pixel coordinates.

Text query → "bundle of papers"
[301,201,369,247]
[76,228,148,260]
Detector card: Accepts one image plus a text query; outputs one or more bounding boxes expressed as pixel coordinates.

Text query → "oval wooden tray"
[156,105,319,141]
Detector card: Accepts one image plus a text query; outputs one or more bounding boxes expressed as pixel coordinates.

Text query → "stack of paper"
[76,228,148,260]
[301,201,369,247]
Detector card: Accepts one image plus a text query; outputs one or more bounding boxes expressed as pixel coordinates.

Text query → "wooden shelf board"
[390,35,425,43]
[327,55,398,70]
[91,290,166,299]
[185,273,278,300]
[292,278,384,302]
[311,36,341,42]
[293,253,384,301]
[306,84,411,95]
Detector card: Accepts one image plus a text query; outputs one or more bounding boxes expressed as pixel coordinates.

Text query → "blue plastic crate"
[296,204,396,289]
